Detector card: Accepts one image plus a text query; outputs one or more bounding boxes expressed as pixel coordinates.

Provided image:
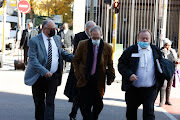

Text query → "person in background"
[73,25,115,120]
[38,24,42,34]
[118,29,174,120]
[62,23,74,53]
[19,22,38,65]
[24,19,73,120]
[159,38,178,107]
[64,21,96,120]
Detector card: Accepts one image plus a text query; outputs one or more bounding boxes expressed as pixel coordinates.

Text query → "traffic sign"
[18,0,31,14]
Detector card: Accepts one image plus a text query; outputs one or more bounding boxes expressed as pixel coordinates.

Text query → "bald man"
[24,19,73,120]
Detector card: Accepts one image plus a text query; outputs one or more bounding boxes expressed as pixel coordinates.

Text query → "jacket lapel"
[38,34,47,59]
[53,35,61,55]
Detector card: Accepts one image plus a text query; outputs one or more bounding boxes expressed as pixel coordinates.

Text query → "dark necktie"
[46,38,52,71]
[91,45,98,75]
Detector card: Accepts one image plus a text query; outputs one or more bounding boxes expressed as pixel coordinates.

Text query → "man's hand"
[44,72,53,78]
[129,74,138,81]
[61,39,64,42]
[18,46,21,49]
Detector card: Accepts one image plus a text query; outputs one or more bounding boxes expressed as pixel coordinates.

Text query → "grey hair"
[42,19,50,29]
[85,21,96,28]
[138,29,152,37]
[89,25,102,35]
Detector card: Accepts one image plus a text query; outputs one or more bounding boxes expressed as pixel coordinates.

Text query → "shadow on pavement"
[0,92,176,120]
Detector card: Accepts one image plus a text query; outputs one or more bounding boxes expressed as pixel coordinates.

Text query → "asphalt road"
[0,50,179,120]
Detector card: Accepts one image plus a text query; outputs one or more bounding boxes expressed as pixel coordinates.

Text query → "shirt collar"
[138,43,151,51]
[85,31,90,39]
[42,30,52,41]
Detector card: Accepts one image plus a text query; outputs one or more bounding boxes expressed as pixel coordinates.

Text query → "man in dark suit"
[118,29,174,120]
[24,19,73,120]
[64,21,96,120]
[73,26,115,120]
[19,22,38,65]
[62,23,74,53]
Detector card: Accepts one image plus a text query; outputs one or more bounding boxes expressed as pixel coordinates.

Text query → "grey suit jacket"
[63,30,74,48]
[24,33,73,86]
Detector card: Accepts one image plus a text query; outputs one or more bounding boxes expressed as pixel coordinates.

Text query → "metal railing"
[85,0,180,50]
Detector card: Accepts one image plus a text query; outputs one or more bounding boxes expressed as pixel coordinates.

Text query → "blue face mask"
[92,39,100,45]
[138,41,149,48]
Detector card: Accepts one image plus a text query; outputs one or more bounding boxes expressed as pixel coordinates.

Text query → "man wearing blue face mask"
[73,25,115,120]
[118,29,174,120]
[24,19,73,120]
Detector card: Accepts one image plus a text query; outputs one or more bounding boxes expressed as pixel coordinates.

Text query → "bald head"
[85,21,96,36]
[42,19,56,37]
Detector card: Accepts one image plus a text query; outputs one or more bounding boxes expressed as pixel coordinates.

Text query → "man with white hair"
[73,25,115,120]
[64,21,96,120]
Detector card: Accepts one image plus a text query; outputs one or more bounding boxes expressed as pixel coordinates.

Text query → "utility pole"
[160,0,168,47]
[90,0,94,20]
[112,0,119,59]
[2,0,6,65]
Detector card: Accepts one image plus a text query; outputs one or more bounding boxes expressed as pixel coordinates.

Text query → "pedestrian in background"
[159,38,178,107]
[38,24,42,34]
[118,29,174,120]
[19,22,38,65]
[73,25,115,120]
[64,21,96,120]
[62,23,74,53]
[24,19,73,120]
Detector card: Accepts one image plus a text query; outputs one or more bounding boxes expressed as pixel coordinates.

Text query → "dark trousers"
[32,73,58,120]
[69,95,79,118]
[125,86,158,120]
[24,46,28,65]
[78,77,103,120]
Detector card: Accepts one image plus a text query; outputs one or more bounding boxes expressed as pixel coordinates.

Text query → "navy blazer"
[24,33,73,86]
[118,44,174,91]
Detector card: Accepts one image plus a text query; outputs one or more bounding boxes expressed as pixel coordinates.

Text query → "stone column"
[73,0,86,34]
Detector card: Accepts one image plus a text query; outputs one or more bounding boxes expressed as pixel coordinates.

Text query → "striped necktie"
[46,38,52,71]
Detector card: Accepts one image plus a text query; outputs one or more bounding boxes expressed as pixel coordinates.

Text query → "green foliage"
[31,0,73,23]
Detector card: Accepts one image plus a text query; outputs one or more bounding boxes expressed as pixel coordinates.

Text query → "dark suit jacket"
[73,31,89,53]
[63,29,74,48]
[118,44,174,91]
[20,29,38,49]
[73,39,115,97]
[64,31,89,101]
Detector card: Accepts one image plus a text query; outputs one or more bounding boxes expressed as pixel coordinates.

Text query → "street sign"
[18,0,31,14]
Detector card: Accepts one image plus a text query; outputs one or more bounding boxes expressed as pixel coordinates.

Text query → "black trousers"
[125,86,158,120]
[24,46,28,65]
[32,73,58,120]
[78,77,103,120]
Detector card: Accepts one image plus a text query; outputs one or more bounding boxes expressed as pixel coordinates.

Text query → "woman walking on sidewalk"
[159,38,178,107]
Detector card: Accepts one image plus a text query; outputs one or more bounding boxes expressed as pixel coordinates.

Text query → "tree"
[32,0,73,23]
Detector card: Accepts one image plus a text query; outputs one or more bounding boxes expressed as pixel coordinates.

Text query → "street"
[0,50,180,120]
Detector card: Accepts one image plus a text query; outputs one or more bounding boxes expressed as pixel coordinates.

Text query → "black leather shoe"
[70,116,76,120]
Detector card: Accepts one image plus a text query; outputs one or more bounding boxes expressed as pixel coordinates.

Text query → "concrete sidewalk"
[0,50,180,120]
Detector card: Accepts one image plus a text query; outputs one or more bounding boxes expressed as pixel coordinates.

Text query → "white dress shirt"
[42,31,59,73]
[64,29,68,34]
[85,31,90,39]
[132,44,156,87]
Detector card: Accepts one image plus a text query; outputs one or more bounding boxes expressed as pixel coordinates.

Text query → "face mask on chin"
[138,41,149,49]
[92,39,100,45]
[48,29,55,37]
